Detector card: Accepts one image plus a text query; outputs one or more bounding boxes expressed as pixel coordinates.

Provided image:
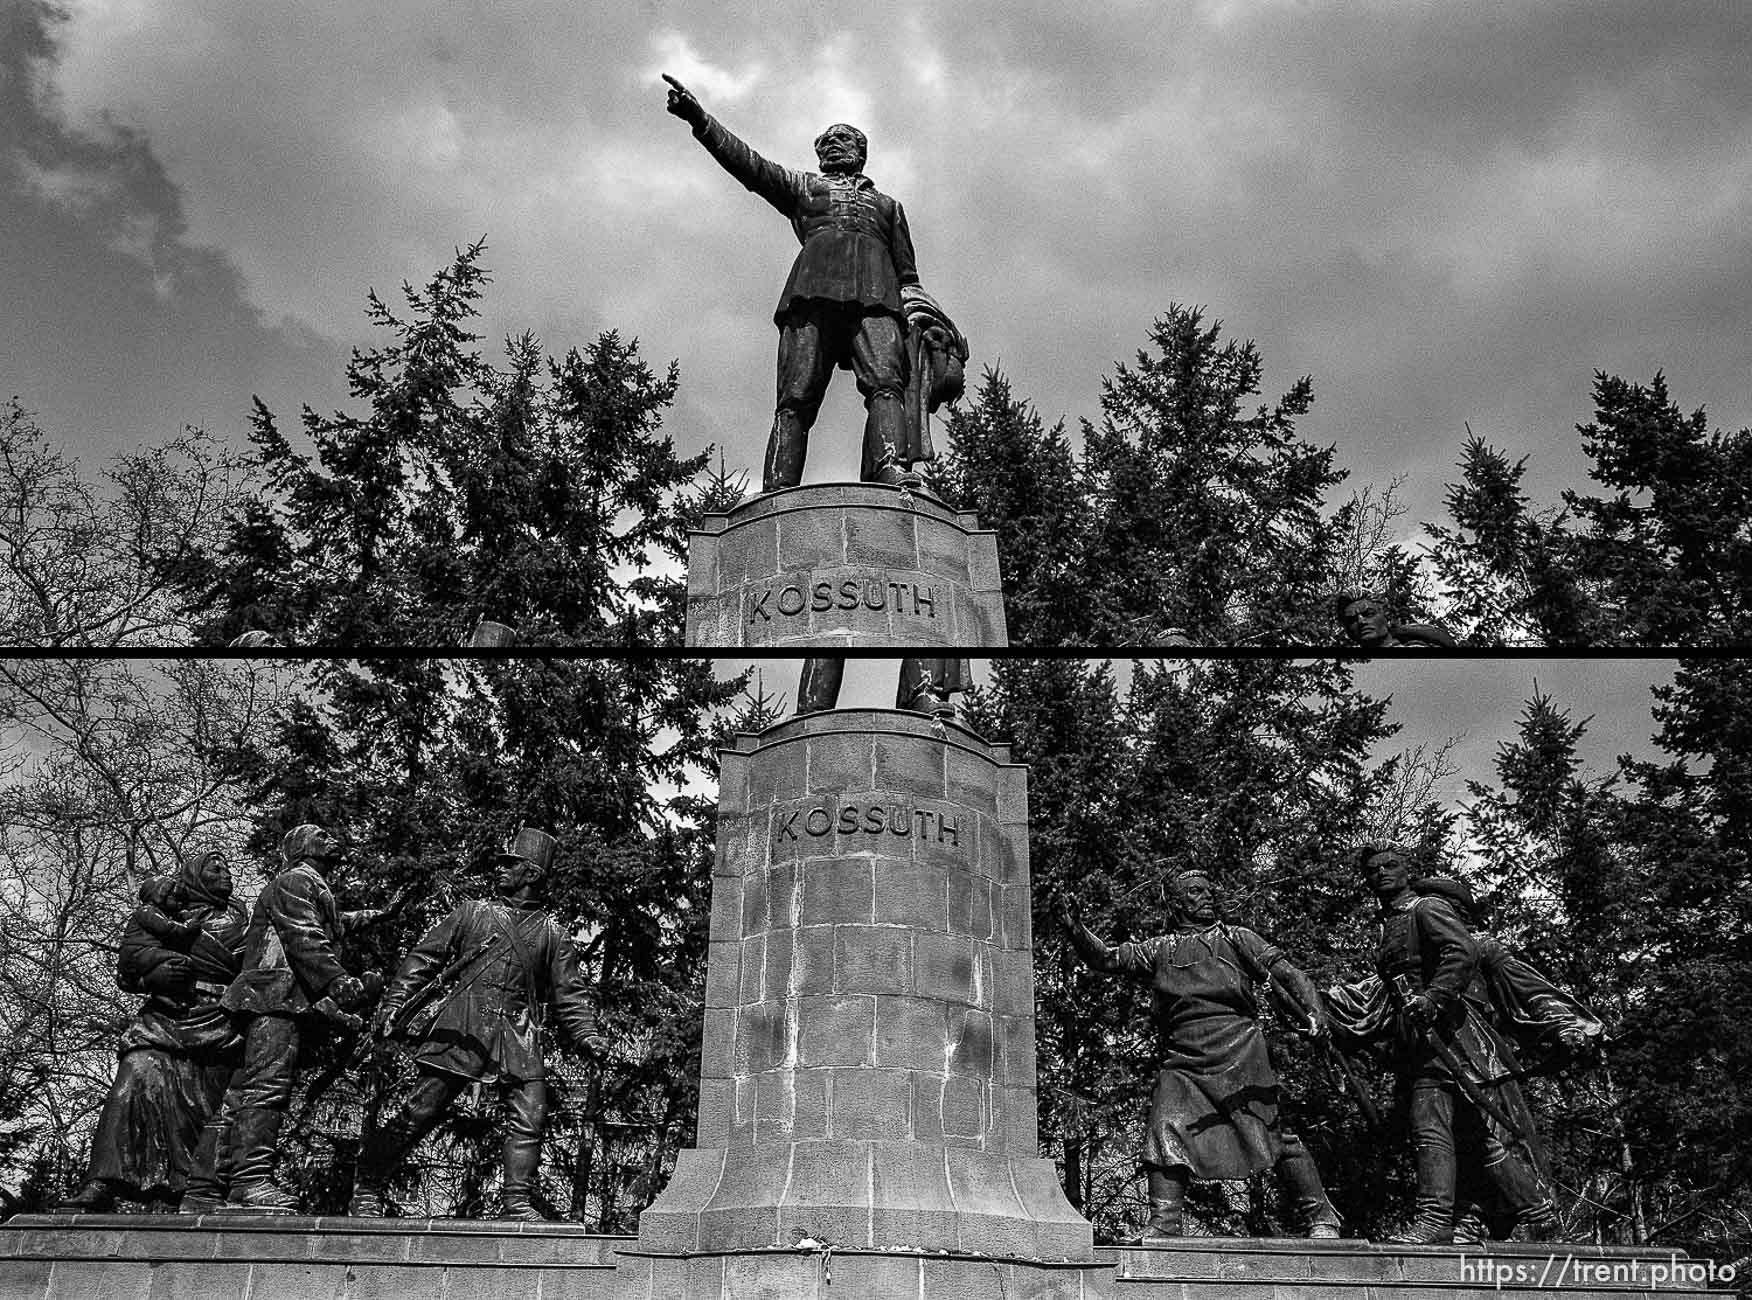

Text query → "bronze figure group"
[65,810,1600,1242]
[1059,848,1602,1244]
[64,823,601,1220]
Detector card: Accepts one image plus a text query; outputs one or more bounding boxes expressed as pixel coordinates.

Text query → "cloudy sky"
[5,1,1750,537]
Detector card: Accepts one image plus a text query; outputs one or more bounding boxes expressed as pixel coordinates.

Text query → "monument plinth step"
[4,1217,1731,1300]
[0,1213,624,1298]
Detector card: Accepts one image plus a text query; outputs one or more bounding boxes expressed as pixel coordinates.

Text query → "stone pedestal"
[621,709,1106,1298]
[0,1213,625,1299]
[2,1219,1729,1300]
[683,484,1006,648]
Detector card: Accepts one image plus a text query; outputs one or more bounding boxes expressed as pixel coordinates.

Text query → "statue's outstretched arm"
[1053,901,1125,974]
[662,73,802,216]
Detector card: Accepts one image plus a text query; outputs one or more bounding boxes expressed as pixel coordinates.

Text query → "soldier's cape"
[1412,875,1607,1075]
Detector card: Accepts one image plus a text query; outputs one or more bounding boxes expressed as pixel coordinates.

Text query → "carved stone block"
[684,484,1006,647]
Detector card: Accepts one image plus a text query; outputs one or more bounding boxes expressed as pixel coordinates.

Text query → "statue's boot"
[56,1180,119,1213]
[897,658,956,720]
[180,1118,230,1213]
[218,1106,298,1214]
[1482,1151,1561,1241]
[1125,1166,1187,1243]
[499,1081,548,1222]
[1390,1094,1457,1244]
[1388,1216,1457,1245]
[1451,1207,1490,1246]
[795,657,844,716]
[352,1074,457,1216]
[1387,1155,1455,1243]
[1516,1202,1562,1242]
[762,409,809,493]
[1278,1137,1342,1239]
[859,392,912,486]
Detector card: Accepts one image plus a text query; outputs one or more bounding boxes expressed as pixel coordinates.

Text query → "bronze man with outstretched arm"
[1058,869,1342,1240]
[663,74,923,491]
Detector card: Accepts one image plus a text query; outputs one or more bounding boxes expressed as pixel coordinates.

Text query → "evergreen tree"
[166,241,709,646]
[926,370,1091,645]
[1077,309,1348,644]
[1424,373,1752,645]
[931,310,1356,645]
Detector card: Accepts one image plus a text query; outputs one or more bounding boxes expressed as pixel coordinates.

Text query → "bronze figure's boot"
[56,1180,118,1213]
[1451,1206,1489,1246]
[1388,1216,1457,1245]
[1389,1107,1456,1244]
[1277,1133,1342,1238]
[351,1077,454,1217]
[860,392,912,486]
[219,1106,299,1214]
[1516,1201,1562,1242]
[180,1118,230,1214]
[762,410,809,492]
[499,1082,547,1222]
[896,658,956,720]
[1126,1166,1187,1243]
[1480,1148,1562,1241]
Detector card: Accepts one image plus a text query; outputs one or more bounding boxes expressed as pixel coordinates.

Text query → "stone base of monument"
[683,482,1006,647]
[617,1243,1108,1298]
[621,708,1100,1297]
[4,1219,1730,1300]
[0,1213,622,1299]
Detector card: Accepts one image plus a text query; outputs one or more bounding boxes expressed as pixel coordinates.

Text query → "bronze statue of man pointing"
[664,74,931,491]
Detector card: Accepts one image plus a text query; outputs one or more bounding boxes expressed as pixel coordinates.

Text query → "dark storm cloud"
[1,0,344,456]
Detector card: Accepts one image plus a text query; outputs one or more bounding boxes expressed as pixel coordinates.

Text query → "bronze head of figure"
[496,826,558,897]
[812,122,867,174]
[1166,870,1219,927]
[281,823,341,870]
[1353,843,1414,903]
[1336,592,1392,648]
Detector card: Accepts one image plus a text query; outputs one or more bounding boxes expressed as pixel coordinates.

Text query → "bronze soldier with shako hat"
[351,827,607,1220]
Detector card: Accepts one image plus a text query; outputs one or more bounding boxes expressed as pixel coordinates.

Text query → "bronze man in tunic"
[1058,871,1341,1240]
[664,75,922,491]
[350,828,606,1220]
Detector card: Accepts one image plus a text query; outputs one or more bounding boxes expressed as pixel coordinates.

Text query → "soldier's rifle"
[293,933,504,1129]
[383,930,504,1042]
